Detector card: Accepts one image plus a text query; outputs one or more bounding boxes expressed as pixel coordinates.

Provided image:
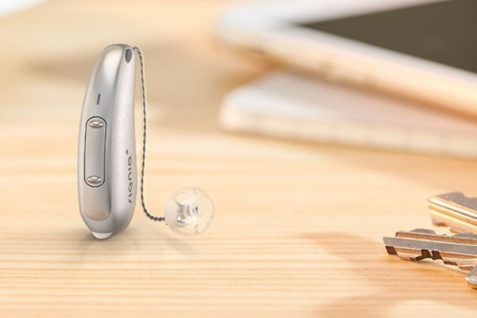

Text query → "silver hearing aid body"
[78,44,137,239]
[78,44,214,239]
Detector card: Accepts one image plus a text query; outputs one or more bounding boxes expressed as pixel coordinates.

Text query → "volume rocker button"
[88,119,105,128]
[86,175,103,185]
[84,117,106,187]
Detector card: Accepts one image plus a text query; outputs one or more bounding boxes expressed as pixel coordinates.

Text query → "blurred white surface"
[0,0,44,16]
[221,71,477,158]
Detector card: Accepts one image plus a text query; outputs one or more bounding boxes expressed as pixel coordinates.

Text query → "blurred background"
[0,0,268,128]
[3,1,477,317]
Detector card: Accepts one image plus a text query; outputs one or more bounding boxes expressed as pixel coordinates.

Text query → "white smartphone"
[220,71,477,158]
[218,0,477,117]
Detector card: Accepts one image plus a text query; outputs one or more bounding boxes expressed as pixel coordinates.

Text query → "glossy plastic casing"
[78,44,137,239]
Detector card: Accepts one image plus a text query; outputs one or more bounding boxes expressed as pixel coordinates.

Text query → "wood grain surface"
[1,1,477,317]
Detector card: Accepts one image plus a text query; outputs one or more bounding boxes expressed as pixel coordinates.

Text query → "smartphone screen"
[299,0,477,73]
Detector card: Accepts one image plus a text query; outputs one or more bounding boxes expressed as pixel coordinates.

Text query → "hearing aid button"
[88,119,104,128]
[86,175,103,185]
[125,48,132,63]
[84,117,106,187]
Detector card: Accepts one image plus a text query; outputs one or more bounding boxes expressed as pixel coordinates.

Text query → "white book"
[220,71,477,158]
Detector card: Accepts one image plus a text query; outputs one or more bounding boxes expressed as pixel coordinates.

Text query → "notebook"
[220,71,477,158]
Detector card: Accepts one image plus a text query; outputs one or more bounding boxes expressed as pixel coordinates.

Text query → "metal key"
[428,192,477,234]
[383,229,477,288]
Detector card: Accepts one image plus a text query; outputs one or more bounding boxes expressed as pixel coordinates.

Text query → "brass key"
[428,192,477,234]
[383,229,477,288]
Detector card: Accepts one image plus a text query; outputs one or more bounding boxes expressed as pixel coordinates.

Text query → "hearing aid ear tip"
[164,187,215,236]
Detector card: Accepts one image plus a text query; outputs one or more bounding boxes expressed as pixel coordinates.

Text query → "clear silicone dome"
[164,187,215,235]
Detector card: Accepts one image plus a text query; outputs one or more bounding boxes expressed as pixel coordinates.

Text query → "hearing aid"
[78,44,215,239]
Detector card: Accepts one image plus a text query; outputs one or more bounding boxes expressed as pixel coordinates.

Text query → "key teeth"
[385,224,477,289]
[431,250,445,262]
[385,246,397,256]
[414,249,432,261]
[384,245,417,261]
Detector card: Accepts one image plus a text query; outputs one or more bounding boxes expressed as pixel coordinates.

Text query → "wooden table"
[1,1,477,317]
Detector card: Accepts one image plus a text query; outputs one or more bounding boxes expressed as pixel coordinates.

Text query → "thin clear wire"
[133,46,165,222]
